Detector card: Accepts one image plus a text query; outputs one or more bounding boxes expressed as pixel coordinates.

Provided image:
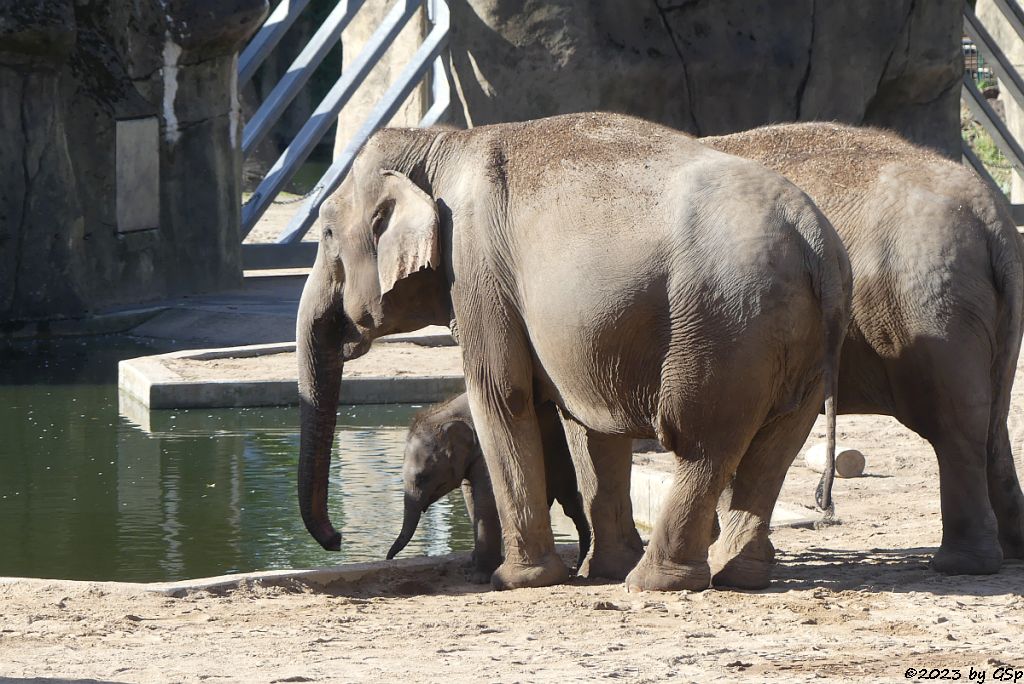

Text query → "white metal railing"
[962,1,1024,224]
[239,0,450,268]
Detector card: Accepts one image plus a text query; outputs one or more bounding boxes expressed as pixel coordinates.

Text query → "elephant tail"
[986,209,1024,435]
[983,199,1024,536]
[795,203,853,518]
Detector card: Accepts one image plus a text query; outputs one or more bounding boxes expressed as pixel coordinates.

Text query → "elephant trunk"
[297,264,346,551]
[387,494,423,560]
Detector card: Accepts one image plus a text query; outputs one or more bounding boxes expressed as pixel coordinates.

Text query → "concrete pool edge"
[118,330,463,412]
[0,547,569,597]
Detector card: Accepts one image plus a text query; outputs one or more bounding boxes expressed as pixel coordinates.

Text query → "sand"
[3,362,1024,682]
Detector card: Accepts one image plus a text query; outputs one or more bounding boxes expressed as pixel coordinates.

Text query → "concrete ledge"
[0,545,581,597]
[630,456,821,531]
[118,339,465,410]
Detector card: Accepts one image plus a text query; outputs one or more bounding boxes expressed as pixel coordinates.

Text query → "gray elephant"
[296,112,851,592]
[385,392,591,581]
[705,123,1024,578]
[587,124,1024,584]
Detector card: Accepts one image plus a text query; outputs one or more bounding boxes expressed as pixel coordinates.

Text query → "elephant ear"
[374,170,440,298]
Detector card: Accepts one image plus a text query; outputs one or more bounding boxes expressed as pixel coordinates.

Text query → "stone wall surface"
[0,0,266,323]
[437,0,963,156]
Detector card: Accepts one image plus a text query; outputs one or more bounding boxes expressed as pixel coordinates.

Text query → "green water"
[0,337,480,582]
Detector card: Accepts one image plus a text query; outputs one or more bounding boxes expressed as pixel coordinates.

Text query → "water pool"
[0,337,576,583]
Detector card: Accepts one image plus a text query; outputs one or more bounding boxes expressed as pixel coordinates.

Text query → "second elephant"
[386,392,591,582]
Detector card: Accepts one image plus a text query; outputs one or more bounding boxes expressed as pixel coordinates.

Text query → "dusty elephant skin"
[386,392,592,582]
[700,123,1024,576]
[295,112,851,592]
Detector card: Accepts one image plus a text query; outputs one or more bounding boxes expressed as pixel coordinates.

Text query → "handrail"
[243,0,365,157]
[241,0,424,237]
[965,6,1024,113]
[962,74,1024,173]
[275,0,450,243]
[991,0,1024,43]
[238,0,312,87]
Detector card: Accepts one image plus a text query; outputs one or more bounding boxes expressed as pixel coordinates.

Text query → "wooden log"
[803,442,866,478]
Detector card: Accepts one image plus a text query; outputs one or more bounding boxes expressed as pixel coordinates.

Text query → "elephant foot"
[624,555,710,593]
[578,544,644,581]
[998,525,1024,560]
[930,543,1002,575]
[467,568,494,585]
[708,534,775,589]
[491,552,569,590]
[711,553,773,590]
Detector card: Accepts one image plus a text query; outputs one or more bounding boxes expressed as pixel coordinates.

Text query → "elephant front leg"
[464,385,569,590]
[559,412,644,580]
[461,463,502,583]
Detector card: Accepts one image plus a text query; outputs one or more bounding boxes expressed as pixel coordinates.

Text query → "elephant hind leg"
[710,391,822,589]
[558,413,644,580]
[889,346,1002,575]
[624,422,756,593]
[988,420,1024,558]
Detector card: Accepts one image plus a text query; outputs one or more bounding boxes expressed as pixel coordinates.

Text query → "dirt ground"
[3,364,1024,683]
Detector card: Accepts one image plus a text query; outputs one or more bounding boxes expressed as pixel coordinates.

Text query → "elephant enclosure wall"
[440,0,963,155]
[0,0,266,323]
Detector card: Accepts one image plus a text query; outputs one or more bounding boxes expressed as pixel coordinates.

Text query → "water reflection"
[0,338,473,582]
[0,337,577,583]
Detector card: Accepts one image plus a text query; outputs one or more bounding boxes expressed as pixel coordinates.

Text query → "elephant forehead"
[405,432,440,461]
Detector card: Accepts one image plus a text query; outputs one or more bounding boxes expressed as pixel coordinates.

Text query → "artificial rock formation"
[0,0,266,323]
[441,0,963,157]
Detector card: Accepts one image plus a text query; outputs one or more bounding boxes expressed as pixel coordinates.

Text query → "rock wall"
[442,0,963,157]
[0,0,266,323]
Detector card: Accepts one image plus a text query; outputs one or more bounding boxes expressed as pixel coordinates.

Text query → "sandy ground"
[3,362,1024,682]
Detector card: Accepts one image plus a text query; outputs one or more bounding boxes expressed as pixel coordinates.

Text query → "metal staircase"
[963,0,1024,224]
[238,0,450,270]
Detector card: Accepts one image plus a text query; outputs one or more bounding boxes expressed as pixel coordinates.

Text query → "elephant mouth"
[342,335,372,362]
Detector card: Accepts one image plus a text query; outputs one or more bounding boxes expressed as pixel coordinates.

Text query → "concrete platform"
[630,452,820,532]
[119,333,462,410]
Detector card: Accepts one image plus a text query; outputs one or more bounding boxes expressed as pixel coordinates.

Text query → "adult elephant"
[296,112,851,591]
[695,123,1024,581]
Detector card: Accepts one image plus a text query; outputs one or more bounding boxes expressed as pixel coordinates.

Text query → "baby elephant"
[387,392,591,582]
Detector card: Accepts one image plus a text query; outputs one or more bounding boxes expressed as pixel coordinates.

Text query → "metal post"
[238,0,313,87]
[243,0,365,157]
[241,0,423,237]
[274,0,450,244]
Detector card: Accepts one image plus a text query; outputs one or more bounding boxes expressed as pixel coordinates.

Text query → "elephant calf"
[386,392,591,583]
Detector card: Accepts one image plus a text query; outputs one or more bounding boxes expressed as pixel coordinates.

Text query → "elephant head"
[387,417,477,560]
[297,129,452,550]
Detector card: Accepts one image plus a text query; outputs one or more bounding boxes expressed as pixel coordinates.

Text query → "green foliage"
[962,118,1012,194]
